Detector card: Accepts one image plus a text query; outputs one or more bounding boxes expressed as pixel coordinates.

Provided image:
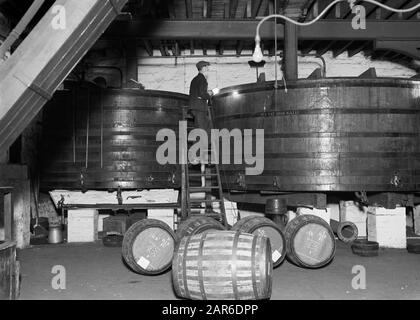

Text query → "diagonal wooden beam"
[0,0,129,155]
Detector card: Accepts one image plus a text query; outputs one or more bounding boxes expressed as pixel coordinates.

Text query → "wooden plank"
[105,20,420,41]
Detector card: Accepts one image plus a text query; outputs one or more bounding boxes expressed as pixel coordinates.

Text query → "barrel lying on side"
[172,231,272,300]
[232,216,286,268]
[122,219,176,275]
[285,215,336,269]
[175,216,226,241]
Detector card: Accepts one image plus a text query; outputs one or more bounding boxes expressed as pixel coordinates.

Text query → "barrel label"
[137,256,150,269]
[272,250,282,262]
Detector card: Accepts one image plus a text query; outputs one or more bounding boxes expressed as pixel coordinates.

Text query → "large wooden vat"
[40,81,189,190]
[212,78,420,192]
[172,231,272,300]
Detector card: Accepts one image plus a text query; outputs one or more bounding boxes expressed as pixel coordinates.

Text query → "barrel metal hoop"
[198,233,207,300]
[231,232,240,300]
[182,236,191,299]
[251,235,259,300]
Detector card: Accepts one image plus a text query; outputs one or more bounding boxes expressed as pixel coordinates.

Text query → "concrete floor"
[18,241,420,300]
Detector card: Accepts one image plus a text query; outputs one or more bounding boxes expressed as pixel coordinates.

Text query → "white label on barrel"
[137,256,150,269]
[272,250,282,262]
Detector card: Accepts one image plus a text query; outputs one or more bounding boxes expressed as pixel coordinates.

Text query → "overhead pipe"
[0,0,45,60]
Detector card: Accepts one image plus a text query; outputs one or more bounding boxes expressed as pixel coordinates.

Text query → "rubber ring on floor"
[351,239,379,257]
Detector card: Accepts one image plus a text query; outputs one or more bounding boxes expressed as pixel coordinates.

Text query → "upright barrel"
[175,216,226,241]
[172,231,272,300]
[122,219,176,275]
[285,215,336,269]
[232,216,286,268]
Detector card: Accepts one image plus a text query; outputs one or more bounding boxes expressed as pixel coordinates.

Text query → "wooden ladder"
[180,105,228,227]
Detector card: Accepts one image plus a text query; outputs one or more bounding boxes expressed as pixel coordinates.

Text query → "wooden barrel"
[172,231,272,300]
[176,216,226,241]
[122,219,176,275]
[40,81,189,190]
[231,216,286,268]
[0,241,19,300]
[212,78,420,192]
[285,215,336,269]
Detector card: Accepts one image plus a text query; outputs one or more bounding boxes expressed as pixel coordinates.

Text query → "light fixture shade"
[253,43,264,63]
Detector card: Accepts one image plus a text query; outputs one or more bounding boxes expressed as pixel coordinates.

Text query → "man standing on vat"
[189,60,214,134]
[189,61,214,187]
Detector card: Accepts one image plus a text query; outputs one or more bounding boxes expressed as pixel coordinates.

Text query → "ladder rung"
[190,199,222,203]
[189,173,218,177]
[191,213,222,219]
[189,186,220,191]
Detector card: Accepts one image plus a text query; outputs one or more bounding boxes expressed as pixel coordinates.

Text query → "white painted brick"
[135,51,416,93]
[367,207,407,249]
[297,207,330,224]
[327,203,340,222]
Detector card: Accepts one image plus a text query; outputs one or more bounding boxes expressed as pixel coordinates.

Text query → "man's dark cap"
[196,61,210,70]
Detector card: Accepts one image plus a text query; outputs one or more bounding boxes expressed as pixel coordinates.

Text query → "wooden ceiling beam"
[106,20,420,41]
[316,40,336,56]
[205,0,213,18]
[332,40,354,57]
[185,0,193,18]
[236,40,243,56]
[190,39,195,55]
[229,0,238,18]
[251,0,263,18]
[142,39,154,56]
[217,40,224,55]
[300,41,318,54]
[348,41,370,57]
[384,0,411,19]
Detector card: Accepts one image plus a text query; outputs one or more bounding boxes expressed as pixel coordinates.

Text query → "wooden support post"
[3,190,13,242]
[284,21,298,81]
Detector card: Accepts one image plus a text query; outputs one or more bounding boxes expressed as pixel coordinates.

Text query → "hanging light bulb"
[252,35,264,63]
